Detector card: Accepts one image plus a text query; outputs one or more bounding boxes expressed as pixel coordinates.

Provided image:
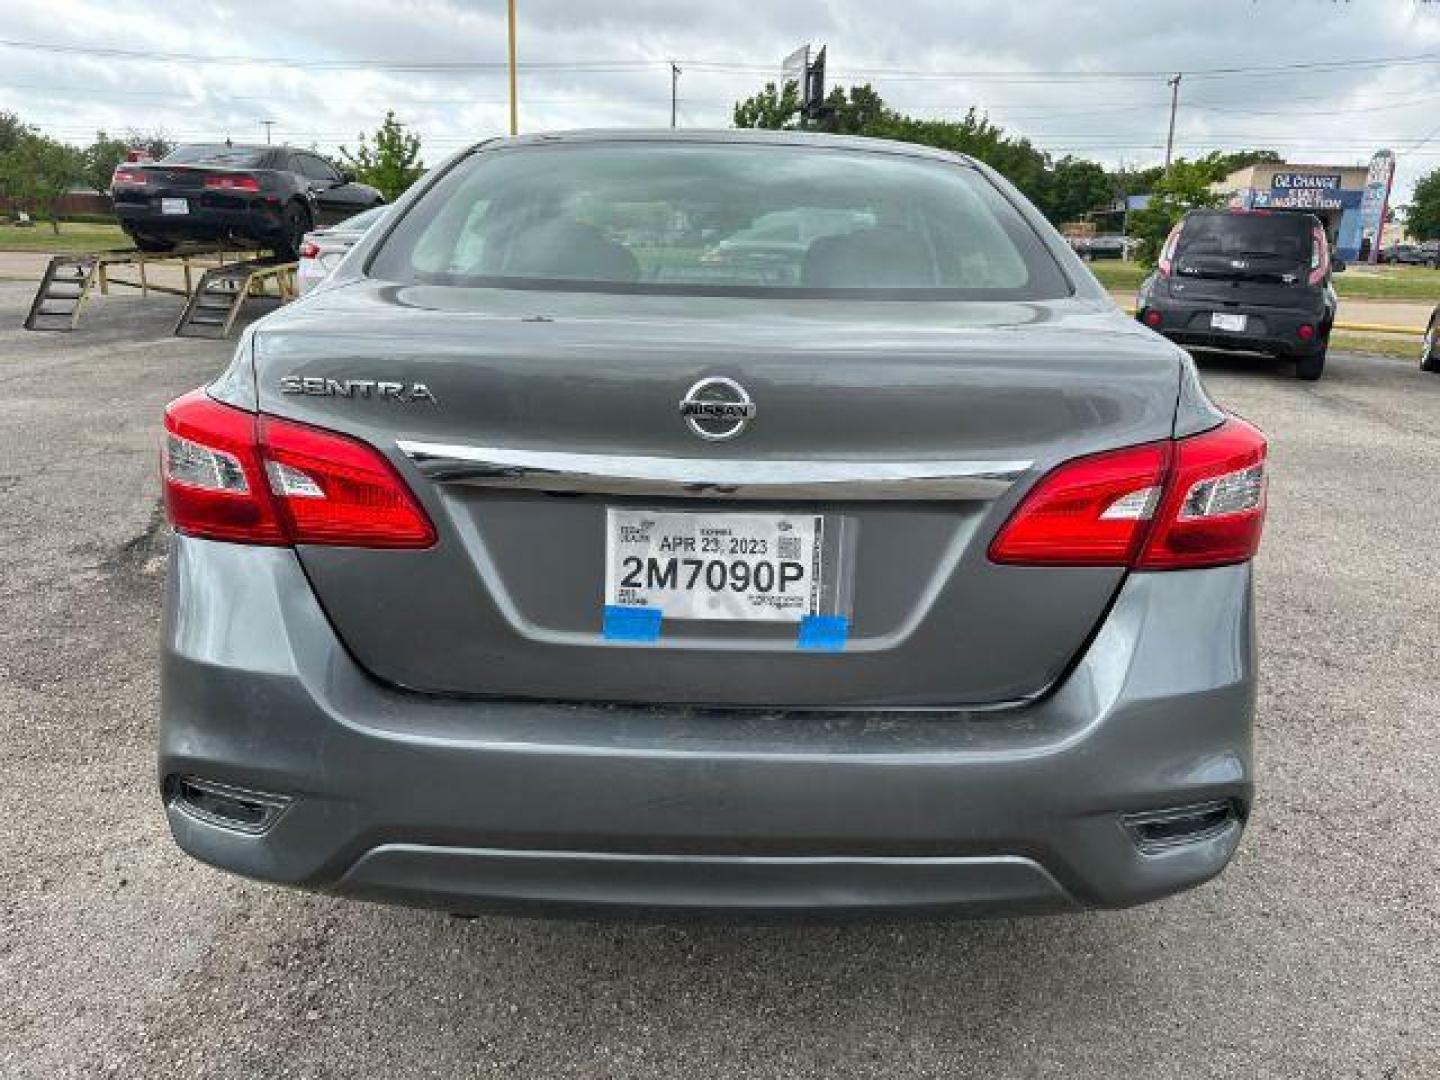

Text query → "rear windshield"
[161,145,267,168]
[1177,213,1312,262]
[367,142,1070,299]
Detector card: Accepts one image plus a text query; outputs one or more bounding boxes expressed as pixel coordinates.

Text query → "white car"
[296,204,389,294]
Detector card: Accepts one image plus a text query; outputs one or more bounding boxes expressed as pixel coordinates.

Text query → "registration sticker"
[604,509,824,623]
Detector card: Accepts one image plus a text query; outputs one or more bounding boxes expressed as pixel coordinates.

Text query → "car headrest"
[502,220,640,283]
[801,227,935,288]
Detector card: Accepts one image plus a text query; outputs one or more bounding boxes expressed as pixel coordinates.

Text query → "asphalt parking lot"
[1,279,1436,1079]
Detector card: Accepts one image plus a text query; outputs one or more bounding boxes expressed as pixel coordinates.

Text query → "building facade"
[1213,154,1395,263]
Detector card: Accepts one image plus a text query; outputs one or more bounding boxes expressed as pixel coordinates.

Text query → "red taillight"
[162,391,435,548]
[112,166,147,186]
[1297,324,1315,342]
[989,442,1169,566]
[298,241,321,260]
[163,391,286,544]
[990,418,1267,571]
[1142,309,1163,328]
[203,174,260,192]
[1136,418,1267,570]
[257,414,436,547]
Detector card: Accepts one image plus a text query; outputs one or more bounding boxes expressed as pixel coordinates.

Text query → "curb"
[1332,321,1424,336]
[1117,304,1424,337]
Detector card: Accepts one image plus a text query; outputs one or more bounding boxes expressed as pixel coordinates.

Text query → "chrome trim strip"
[397,441,1031,501]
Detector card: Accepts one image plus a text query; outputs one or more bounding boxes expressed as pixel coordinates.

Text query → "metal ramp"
[174,257,297,339]
[23,246,292,337]
[24,254,100,331]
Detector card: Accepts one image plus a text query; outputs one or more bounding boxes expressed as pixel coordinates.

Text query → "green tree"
[816,83,893,134]
[1208,148,1284,178]
[81,131,131,195]
[1041,157,1116,226]
[1127,157,1227,263]
[80,130,174,195]
[0,110,28,155]
[0,132,83,233]
[729,81,1105,224]
[339,111,423,201]
[1406,167,1440,241]
[732,81,802,130]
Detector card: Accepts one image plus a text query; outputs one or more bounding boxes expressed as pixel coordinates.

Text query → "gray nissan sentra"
[159,130,1266,918]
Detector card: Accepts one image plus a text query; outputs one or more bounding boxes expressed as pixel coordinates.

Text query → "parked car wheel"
[1295,342,1327,381]
[1421,310,1440,373]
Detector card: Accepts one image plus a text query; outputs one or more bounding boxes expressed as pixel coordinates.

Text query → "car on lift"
[111,144,384,258]
[1135,208,1338,380]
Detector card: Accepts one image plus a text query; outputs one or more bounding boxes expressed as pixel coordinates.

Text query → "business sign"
[1251,171,1347,210]
[781,45,809,87]
[1272,173,1342,191]
[1253,188,1345,210]
[1357,150,1396,263]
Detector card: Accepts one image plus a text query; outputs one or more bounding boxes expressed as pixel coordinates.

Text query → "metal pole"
[261,120,275,144]
[1164,74,1181,169]
[507,0,519,136]
[671,62,680,128]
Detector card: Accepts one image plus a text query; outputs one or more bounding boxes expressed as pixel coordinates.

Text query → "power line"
[0,37,658,71]
[5,35,1440,83]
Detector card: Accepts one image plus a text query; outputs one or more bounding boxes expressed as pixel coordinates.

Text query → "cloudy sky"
[6,0,1440,200]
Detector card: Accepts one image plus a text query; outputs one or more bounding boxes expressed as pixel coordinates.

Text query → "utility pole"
[507,0,519,136]
[670,62,681,128]
[260,120,275,144]
[1164,73,1182,169]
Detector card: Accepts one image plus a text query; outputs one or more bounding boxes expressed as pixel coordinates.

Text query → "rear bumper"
[114,197,284,244]
[159,537,1256,918]
[1139,294,1329,357]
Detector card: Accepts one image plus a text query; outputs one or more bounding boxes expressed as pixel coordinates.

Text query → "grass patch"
[1327,265,1440,302]
[1086,260,1150,293]
[1088,258,1440,303]
[0,220,128,253]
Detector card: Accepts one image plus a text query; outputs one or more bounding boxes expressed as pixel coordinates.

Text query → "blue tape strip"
[797,614,849,652]
[603,605,662,643]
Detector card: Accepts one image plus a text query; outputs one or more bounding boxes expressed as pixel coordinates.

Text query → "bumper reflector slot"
[1123,800,1236,853]
[170,776,290,835]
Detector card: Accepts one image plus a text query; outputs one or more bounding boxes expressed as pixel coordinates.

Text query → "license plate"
[160,198,189,215]
[1211,312,1247,332]
[605,509,823,622]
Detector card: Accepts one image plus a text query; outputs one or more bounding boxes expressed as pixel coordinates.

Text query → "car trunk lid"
[252,283,1181,707]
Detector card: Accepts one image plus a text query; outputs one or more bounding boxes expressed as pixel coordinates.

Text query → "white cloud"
[5,0,1440,198]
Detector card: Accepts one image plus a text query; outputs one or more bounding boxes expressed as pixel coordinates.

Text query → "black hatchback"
[1136,209,1338,380]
